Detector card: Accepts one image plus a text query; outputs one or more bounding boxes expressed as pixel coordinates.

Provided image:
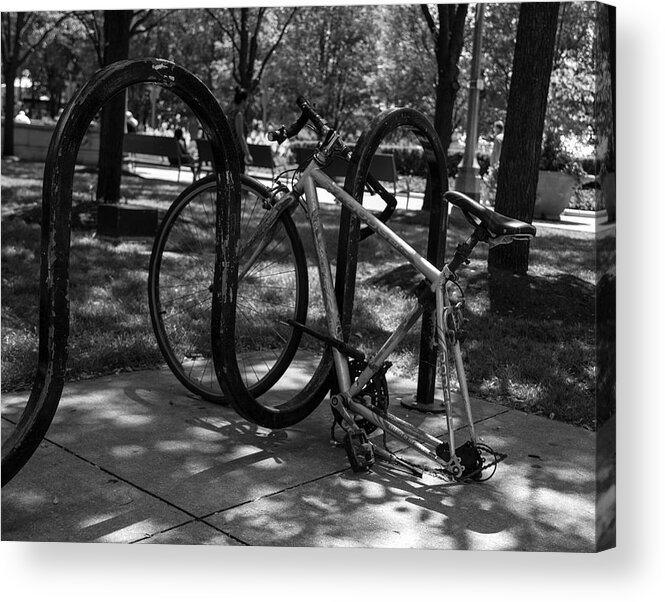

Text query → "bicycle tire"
[211,192,334,429]
[336,107,448,338]
[148,174,308,403]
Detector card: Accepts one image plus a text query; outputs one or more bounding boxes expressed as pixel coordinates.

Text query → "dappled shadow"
[1,214,165,391]
[1,368,342,541]
[487,269,594,321]
[209,420,596,551]
[2,156,603,549]
[2,368,596,549]
[353,249,597,427]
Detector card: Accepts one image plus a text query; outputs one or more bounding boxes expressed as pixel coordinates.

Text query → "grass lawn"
[2,159,605,429]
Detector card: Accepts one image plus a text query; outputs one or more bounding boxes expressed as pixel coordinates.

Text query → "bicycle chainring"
[435,440,505,482]
[332,359,389,435]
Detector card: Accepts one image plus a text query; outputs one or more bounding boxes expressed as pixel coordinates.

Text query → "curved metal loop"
[2,58,240,486]
[336,107,449,337]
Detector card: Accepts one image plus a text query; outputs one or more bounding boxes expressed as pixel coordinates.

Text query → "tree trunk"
[488,2,559,275]
[422,4,467,211]
[2,62,18,156]
[96,10,132,203]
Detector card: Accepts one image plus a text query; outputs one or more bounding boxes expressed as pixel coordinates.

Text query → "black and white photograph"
[0,0,656,599]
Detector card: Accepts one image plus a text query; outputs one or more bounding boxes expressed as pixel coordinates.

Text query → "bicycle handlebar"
[267,96,328,145]
[266,97,397,239]
[296,96,328,135]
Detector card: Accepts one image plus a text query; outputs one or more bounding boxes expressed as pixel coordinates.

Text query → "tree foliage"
[264,5,380,133]
[5,4,600,146]
[476,2,520,130]
[3,3,602,228]
[1,11,69,155]
[478,1,597,146]
[547,1,597,140]
[206,7,297,96]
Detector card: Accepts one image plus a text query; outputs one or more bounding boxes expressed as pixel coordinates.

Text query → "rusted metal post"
[405,179,448,413]
[2,58,240,486]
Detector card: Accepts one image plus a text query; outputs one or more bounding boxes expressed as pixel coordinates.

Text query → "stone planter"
[11,121,100,166]
[535,170,576,220]
[600,171,616,222]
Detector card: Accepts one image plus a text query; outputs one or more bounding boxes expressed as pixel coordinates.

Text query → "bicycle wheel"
[148,174,308,403]
[212,192,334,429]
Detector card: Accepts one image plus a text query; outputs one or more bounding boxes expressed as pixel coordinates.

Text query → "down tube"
[302,175,353,392]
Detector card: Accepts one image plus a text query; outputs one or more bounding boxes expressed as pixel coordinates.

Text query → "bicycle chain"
[375,442,506,483]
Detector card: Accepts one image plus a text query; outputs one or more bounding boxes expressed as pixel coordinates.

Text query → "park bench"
[248,143,276,179]
[292,147,410,205]
[195,139,275,179]
[123,133,192,182]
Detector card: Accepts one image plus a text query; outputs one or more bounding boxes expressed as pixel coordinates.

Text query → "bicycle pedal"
[343,429,375,472]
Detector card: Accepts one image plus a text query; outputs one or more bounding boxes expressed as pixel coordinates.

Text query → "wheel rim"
[152,177,305,400]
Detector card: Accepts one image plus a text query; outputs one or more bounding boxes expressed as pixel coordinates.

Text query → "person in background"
[489,120,504,168]
[231,87,253,173]
[125,110,139,133]
[170,127,197,176]
[14,110,31,124]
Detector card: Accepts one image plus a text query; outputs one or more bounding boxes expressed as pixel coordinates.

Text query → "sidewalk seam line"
[200,466,350,521]
[31,433,251,546]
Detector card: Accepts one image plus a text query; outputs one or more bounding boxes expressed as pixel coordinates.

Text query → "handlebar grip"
[267,126,287,144]
[267,97,326,145]
[268,111,308,145]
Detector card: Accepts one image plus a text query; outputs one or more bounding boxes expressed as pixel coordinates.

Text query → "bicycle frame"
[258,154,481,478]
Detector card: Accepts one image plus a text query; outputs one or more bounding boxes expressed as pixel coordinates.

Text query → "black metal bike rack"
[336,108,449,411]
[1,58,240,486]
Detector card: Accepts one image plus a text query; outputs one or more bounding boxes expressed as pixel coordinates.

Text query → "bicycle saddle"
[444,191,536,241]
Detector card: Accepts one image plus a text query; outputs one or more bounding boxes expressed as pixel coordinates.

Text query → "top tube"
[306,166,441,285]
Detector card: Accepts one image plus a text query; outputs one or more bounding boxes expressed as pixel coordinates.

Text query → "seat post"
[446,227,487,276]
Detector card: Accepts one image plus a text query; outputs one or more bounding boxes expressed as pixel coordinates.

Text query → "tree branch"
[130,9,177,37]
[73,11,104,65]
[206,8,239,53]
[229,8,241,37]
[420,4,438,43]
[16,13,70,67]
[448,4,468,63]
[248,8,266,79]
[252,7,266,43]
[257,8,297,82]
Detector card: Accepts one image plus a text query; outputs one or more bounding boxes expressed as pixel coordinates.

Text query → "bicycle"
[149,121,404,405]
[210,97,536,482]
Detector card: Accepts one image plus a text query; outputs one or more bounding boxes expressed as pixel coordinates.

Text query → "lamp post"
[454,3,486,201]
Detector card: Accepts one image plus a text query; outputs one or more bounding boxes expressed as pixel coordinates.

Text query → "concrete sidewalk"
[1,366,599,550]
